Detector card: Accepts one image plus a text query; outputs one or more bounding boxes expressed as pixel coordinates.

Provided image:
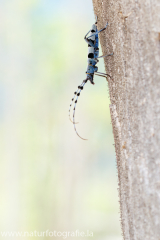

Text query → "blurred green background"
[0,0,121,239]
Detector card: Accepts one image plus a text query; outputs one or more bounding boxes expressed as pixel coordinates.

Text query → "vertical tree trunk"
[92,0,160,239]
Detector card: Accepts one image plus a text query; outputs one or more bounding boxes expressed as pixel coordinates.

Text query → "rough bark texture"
[92,0,160,239]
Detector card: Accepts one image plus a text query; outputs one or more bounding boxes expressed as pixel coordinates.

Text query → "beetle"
[69,16,113,140]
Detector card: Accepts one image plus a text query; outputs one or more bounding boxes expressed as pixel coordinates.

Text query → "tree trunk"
[92,0,160,239]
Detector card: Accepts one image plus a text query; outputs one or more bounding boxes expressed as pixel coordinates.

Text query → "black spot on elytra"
[88,53,94,58]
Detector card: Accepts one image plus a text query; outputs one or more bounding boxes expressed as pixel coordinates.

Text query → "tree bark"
[92,0,160,239]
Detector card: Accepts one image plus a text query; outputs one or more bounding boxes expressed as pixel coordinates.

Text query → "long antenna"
[68,82,84,123]
[73,80,88,140]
